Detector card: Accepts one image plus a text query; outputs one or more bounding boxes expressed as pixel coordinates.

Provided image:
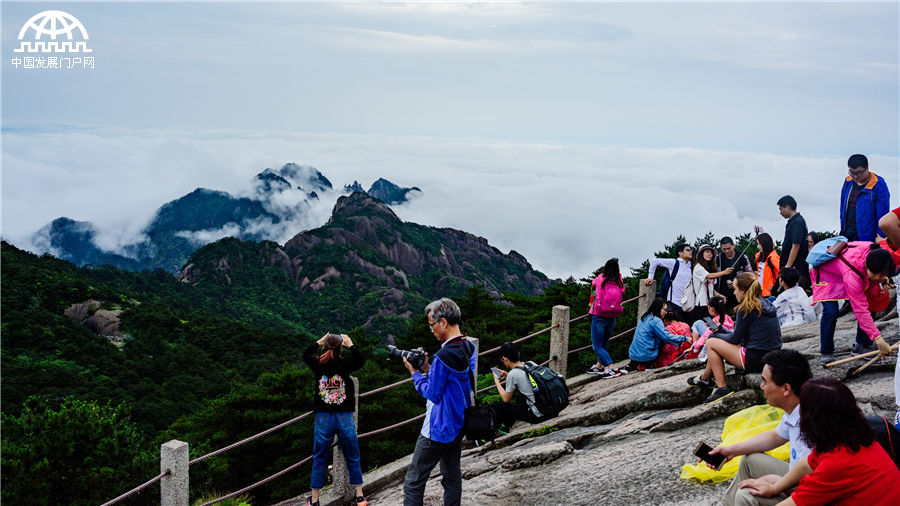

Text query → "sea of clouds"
[2,128,897,280]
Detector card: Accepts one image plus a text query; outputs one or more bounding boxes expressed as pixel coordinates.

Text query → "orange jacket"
[756,251,780,297]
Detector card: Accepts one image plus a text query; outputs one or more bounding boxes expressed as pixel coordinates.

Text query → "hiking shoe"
[599,368,622,379]
[851,342,877,356]
[704,386,734,404]
[355,496,368,506]
[819,354,835,366]
[586,364,603,375]
[687,376,712,388]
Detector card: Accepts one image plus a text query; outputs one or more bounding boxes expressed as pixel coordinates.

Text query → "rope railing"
[568,326,637,355]
[189,410,314,465]
[478,322,558,357]
[99,468,170,506]
[200,456,313,506]
[359,376,413,398]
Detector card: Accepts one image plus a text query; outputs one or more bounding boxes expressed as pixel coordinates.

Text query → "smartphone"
[490,367,502,378]
[693,441,726,470]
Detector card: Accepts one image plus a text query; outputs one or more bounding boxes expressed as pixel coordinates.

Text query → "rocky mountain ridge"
[177,192,551,332]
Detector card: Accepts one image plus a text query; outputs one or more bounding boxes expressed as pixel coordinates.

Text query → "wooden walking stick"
[824,342,899,368]
[850,343,899,377]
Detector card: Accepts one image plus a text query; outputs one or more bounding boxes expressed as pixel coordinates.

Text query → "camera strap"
[457,336,476,406]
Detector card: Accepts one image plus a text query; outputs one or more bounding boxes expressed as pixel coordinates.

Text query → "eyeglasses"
[427,319,440,328]
[849,168,867,177]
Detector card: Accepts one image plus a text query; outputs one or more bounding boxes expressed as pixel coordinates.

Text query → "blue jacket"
[628,315,688,363]
[840,173,890,241]
[412,337,476,443]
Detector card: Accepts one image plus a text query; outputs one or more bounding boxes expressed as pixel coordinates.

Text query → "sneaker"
[819,354,835,366]
[618,365,632,374]
[599,368,622,379]
[851,342,877,356]
[704,386,735,404]
[586,364,603,375]
[687,376,713,388]
[355,496,368,506]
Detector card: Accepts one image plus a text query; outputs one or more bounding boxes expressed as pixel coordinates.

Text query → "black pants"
[493,402,538,430]
[403,434,462,506]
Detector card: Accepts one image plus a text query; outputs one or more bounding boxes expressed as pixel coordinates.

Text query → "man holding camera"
[402,298,475,506]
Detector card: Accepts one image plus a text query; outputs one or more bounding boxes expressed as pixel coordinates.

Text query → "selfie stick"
[734,226,763,261]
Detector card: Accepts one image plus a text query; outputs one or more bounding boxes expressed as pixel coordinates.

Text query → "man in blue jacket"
[841,154,890,242]
[402,298,475,506]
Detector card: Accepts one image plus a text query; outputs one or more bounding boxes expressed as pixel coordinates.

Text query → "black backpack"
[518,363,569,419]
[658,260,680,300]
[867,416,900,469]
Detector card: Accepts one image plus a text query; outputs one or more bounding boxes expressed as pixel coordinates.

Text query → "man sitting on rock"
[710,349,812,506]
[491,341,544,432]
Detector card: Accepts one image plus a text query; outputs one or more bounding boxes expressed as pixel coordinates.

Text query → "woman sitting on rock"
[624,297,689,372]
[738,377,900,505]
[687,272,782,404]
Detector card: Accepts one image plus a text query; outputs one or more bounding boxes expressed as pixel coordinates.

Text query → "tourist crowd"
[301,154,898,506]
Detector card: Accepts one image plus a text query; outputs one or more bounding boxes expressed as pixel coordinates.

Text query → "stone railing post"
[160,440,189,506]
[332,376,360,502]
[638,280,656,325]
[549,305,570,377]
[466,337,479,381]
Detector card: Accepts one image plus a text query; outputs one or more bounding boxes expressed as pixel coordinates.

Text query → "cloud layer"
[4,128,896,280]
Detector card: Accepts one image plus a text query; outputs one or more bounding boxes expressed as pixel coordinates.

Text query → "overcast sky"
[2,2,898,279]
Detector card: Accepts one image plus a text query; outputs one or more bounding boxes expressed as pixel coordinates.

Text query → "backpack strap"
[881,416,896,459]
[837,254,866,281]
[460,338,476,406]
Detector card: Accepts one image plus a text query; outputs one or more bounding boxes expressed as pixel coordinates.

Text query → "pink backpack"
[592,275,625,317]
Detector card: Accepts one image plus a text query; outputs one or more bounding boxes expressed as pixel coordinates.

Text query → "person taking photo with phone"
[302,333,368,506]
[491,341,545,433]
[708,349,811,506]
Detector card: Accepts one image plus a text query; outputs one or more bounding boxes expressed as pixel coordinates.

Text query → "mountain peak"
[328,192,400,225]
[367,178,421,205]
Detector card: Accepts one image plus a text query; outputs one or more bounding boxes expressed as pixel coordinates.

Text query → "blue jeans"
[591,315,616,366]
[819,301,871,354]
[310,411,363,489]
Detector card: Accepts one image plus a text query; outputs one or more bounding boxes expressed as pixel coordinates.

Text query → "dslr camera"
[387,345,426,371]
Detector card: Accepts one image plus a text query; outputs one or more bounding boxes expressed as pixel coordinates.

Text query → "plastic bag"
[679,404,789,483]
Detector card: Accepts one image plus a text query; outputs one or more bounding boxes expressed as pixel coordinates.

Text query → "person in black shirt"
[777,196,810,291]
[303,333,368,506]
[716,236,752,312]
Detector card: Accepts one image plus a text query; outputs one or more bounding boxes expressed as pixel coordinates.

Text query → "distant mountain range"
[29,164,422,273]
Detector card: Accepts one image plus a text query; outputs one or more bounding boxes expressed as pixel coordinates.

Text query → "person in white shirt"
[772,267,817,328]
[645,244,693,322]
[710,349,813,506]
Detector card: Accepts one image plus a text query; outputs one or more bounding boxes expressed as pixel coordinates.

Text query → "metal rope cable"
[568,326,637,355]
[479,323,558,357]
[359,376,413,398]
[189,410,314,465]
[200,455,313,506]
[100,469,170,506]
[357,413,426,439]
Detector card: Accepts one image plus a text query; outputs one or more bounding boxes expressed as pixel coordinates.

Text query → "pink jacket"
[811,242,882,340]
[590,274,625,317]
